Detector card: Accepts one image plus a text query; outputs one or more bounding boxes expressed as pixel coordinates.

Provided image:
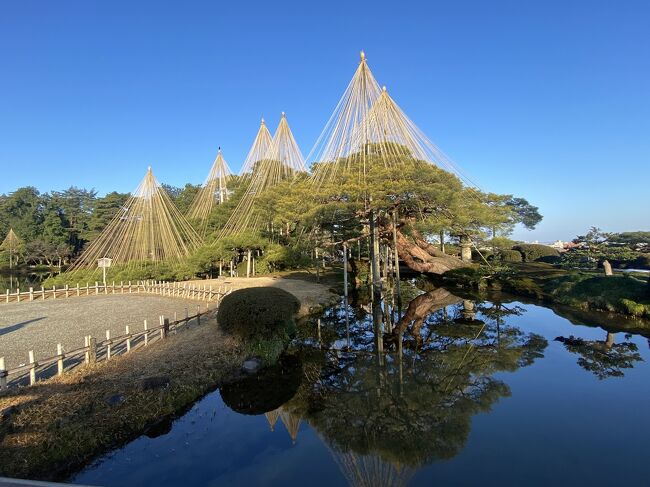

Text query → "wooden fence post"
[41,286,45,300]
[197,305,201,325]
[52,286,56,300]
[89,337,97,363]
[126,325,131,352]
[95,282,99,295]
[65,284,69,298]
[0,357,6,390]
[29,351,36,385]
[77,283,80,297]
[57,344,64,375]
[106,330,112,359]
[29,287,34,301]
[17,288,20,302]
[143,319,148,346]
[84,336,90,363]
[160,316,169,339]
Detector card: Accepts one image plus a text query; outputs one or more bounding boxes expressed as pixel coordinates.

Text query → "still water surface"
[72,285,650,486]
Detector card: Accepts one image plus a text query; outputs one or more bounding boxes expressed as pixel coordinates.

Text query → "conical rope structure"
[0,229,21,252]
[264,409,281,432]
[187,148,233,236]
[330,449,415,487]
[279,408,302,444]
[308,51,480,194]
[218,113,306,238]
[0,229,22,269]
[239,118,273,176]
[69,167,202,271]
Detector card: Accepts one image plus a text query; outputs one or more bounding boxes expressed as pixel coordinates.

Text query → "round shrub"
[512,244,560,262]
[217,287,300,342]
[498,249,523,262]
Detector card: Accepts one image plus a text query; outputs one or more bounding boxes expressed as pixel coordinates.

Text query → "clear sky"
[1,0,648,241]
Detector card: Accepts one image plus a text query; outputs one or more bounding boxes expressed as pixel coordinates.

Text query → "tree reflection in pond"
[555,332,643,379]
[280,289,548,483]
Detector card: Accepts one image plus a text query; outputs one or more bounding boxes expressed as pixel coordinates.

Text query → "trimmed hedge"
[499,249,523,262]
[217,287,300,342]
[513,244,560,262]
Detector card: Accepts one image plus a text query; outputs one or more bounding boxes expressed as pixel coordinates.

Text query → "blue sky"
[1,0,648,241]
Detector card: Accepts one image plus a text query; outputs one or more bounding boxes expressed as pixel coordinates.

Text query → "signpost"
[97,258,112,286]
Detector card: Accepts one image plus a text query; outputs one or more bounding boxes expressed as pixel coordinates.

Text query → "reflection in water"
[222,286,549,485]
[72,283,650,487]
[555,332,643,379]
[0,271,53,292]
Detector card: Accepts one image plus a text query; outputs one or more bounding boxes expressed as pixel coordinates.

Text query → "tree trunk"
[395,230,468,275]
[369,210,382,301]
[387,288,461,345]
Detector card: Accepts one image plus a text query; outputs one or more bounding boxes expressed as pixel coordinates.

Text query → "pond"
[71,282,650,486]
[0,271,53,293]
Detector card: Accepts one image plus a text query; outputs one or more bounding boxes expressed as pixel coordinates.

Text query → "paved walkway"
[0,295,199,369]
[0,276,339,370]
[183,275,339,317]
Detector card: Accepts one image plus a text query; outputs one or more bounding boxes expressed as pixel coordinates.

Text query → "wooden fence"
[2,280,228,304]
[0,288,231,391]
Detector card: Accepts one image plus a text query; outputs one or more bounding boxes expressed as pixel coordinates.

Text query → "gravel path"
[0,295,201,368]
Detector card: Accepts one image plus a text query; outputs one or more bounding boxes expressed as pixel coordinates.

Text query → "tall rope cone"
[308,51,480,192]
[218,113,306,238]
[239,118,273,176]
[69,167,203,271]
[330,448,415,487]
[187,148,233,236]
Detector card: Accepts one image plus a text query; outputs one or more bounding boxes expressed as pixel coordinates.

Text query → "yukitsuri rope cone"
[218,113,306,237]
[308,51,477,190]
[239,118,273,176]
[187,148,233,236]
[279,408,302,444]
[69,167,202,271]
[0,229,22,269]
[330,449,415,487]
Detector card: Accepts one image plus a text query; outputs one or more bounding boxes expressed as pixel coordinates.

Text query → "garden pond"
[72,282,650,486]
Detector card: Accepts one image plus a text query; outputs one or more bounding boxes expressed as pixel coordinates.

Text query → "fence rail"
[0,287,231,391]
[2,280,227,304]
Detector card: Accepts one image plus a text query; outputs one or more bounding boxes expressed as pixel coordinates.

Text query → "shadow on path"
[0,317,47,337]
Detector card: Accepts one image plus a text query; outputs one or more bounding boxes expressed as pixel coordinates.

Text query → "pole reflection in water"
[278,284,549,483]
